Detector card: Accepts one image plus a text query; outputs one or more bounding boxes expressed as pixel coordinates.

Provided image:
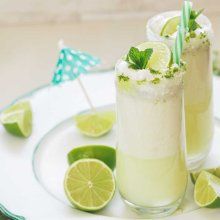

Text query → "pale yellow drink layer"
[116,149,188,207]
[183,45,214,157]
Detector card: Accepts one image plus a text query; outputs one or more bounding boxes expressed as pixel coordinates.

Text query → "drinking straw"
[173,1,192,64]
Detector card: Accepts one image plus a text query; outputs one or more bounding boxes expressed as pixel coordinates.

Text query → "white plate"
[32,103,220,219]
[1,72,220,220]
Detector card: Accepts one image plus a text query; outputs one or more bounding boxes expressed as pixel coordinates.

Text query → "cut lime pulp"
[194,171,220,208]
[136,42,171,71]
[190,167,220,184]
[0,101,32,137]
[64,159,115,211]
[160,16,180,37]
[74,111,115,137]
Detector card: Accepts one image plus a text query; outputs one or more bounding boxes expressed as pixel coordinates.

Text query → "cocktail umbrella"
[52,40,114,137]
[52,40,99,110]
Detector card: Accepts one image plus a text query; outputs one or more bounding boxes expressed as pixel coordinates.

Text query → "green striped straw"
[173,1,192,64]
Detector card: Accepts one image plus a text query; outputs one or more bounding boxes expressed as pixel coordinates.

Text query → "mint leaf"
[188,9,203,32]
[126,47,153,70]
[188,20,199,31]
[128,47,140,63]
[194,9,204,19]
[142,48,153,68]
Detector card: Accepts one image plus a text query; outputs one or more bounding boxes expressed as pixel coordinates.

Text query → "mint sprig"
[126,47,153,70]
[188,9,204,32]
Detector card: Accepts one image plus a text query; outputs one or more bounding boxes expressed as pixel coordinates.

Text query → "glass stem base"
[121,195,183,218]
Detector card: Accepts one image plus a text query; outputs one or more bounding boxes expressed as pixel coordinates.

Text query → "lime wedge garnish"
[160,16,180,37]
[0,101,32,137]
[136,42,171,71]
[194,171,220,208]
[75,111,115,137]
[67,145,116,170]
[75,111,115,124]
[190,167,220,184]
[64,159,115,211]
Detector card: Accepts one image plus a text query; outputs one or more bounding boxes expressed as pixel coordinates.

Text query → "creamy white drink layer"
[116,61,185,159]
[117,91,183,159]
[146,11,212,51]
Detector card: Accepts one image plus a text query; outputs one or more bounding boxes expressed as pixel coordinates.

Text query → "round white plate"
[1,72,220,220]
[32,103,220,219]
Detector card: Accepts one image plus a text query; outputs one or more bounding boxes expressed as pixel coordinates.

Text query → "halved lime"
[160,16,180,37]
[136,42,171,71]
[75,111,115,124]
[190,167,220,184]
[67,145,116,170]
[74,111,115,137]
[64,159,115,211]
[194,171,220,208]
[0,101,32,137]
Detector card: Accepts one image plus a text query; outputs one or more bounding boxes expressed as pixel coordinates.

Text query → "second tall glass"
[146,11,214,170]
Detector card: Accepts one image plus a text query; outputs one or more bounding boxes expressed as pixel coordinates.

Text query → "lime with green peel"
[67,145,116,170]
[160,16,180,37]
[190,167,220,184]
[136,42,171,71]
[0,101,32,137]
[64,159,115,211]
[194,171,220,208]
[75,111,115,137]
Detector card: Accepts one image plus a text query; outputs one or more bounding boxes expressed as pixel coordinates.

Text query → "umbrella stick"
[58,39,96,113]
[77,77,96,113]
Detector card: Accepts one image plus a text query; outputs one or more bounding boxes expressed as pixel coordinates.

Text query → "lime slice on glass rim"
[194,171,220,208]
[0,101,32,137]
[67,145,116,170]
[190,167,220,184]
[74,111,115,137]
[160,16,180,37]
[64,159,115,211]
[136,42,171,71]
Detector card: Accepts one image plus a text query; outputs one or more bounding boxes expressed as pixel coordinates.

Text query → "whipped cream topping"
[146,11,213,50]
[115,59,184,100]
[116,60,155,81]
[115,59,183,83]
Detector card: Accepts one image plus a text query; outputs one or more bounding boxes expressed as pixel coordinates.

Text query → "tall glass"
[146,11,214,170]
[115,60,188,217]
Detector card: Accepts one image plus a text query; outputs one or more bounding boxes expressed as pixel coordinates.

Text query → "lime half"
[190,167,220,184]
[161,16,180,37]
[194,171,220,208]
[67,145,116,170]
[75,111,115,137]
[0,101,32,137]
[136,42,171,71]
[64,159,115,211]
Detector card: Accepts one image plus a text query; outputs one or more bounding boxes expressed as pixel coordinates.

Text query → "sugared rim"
[146,10,213,48]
